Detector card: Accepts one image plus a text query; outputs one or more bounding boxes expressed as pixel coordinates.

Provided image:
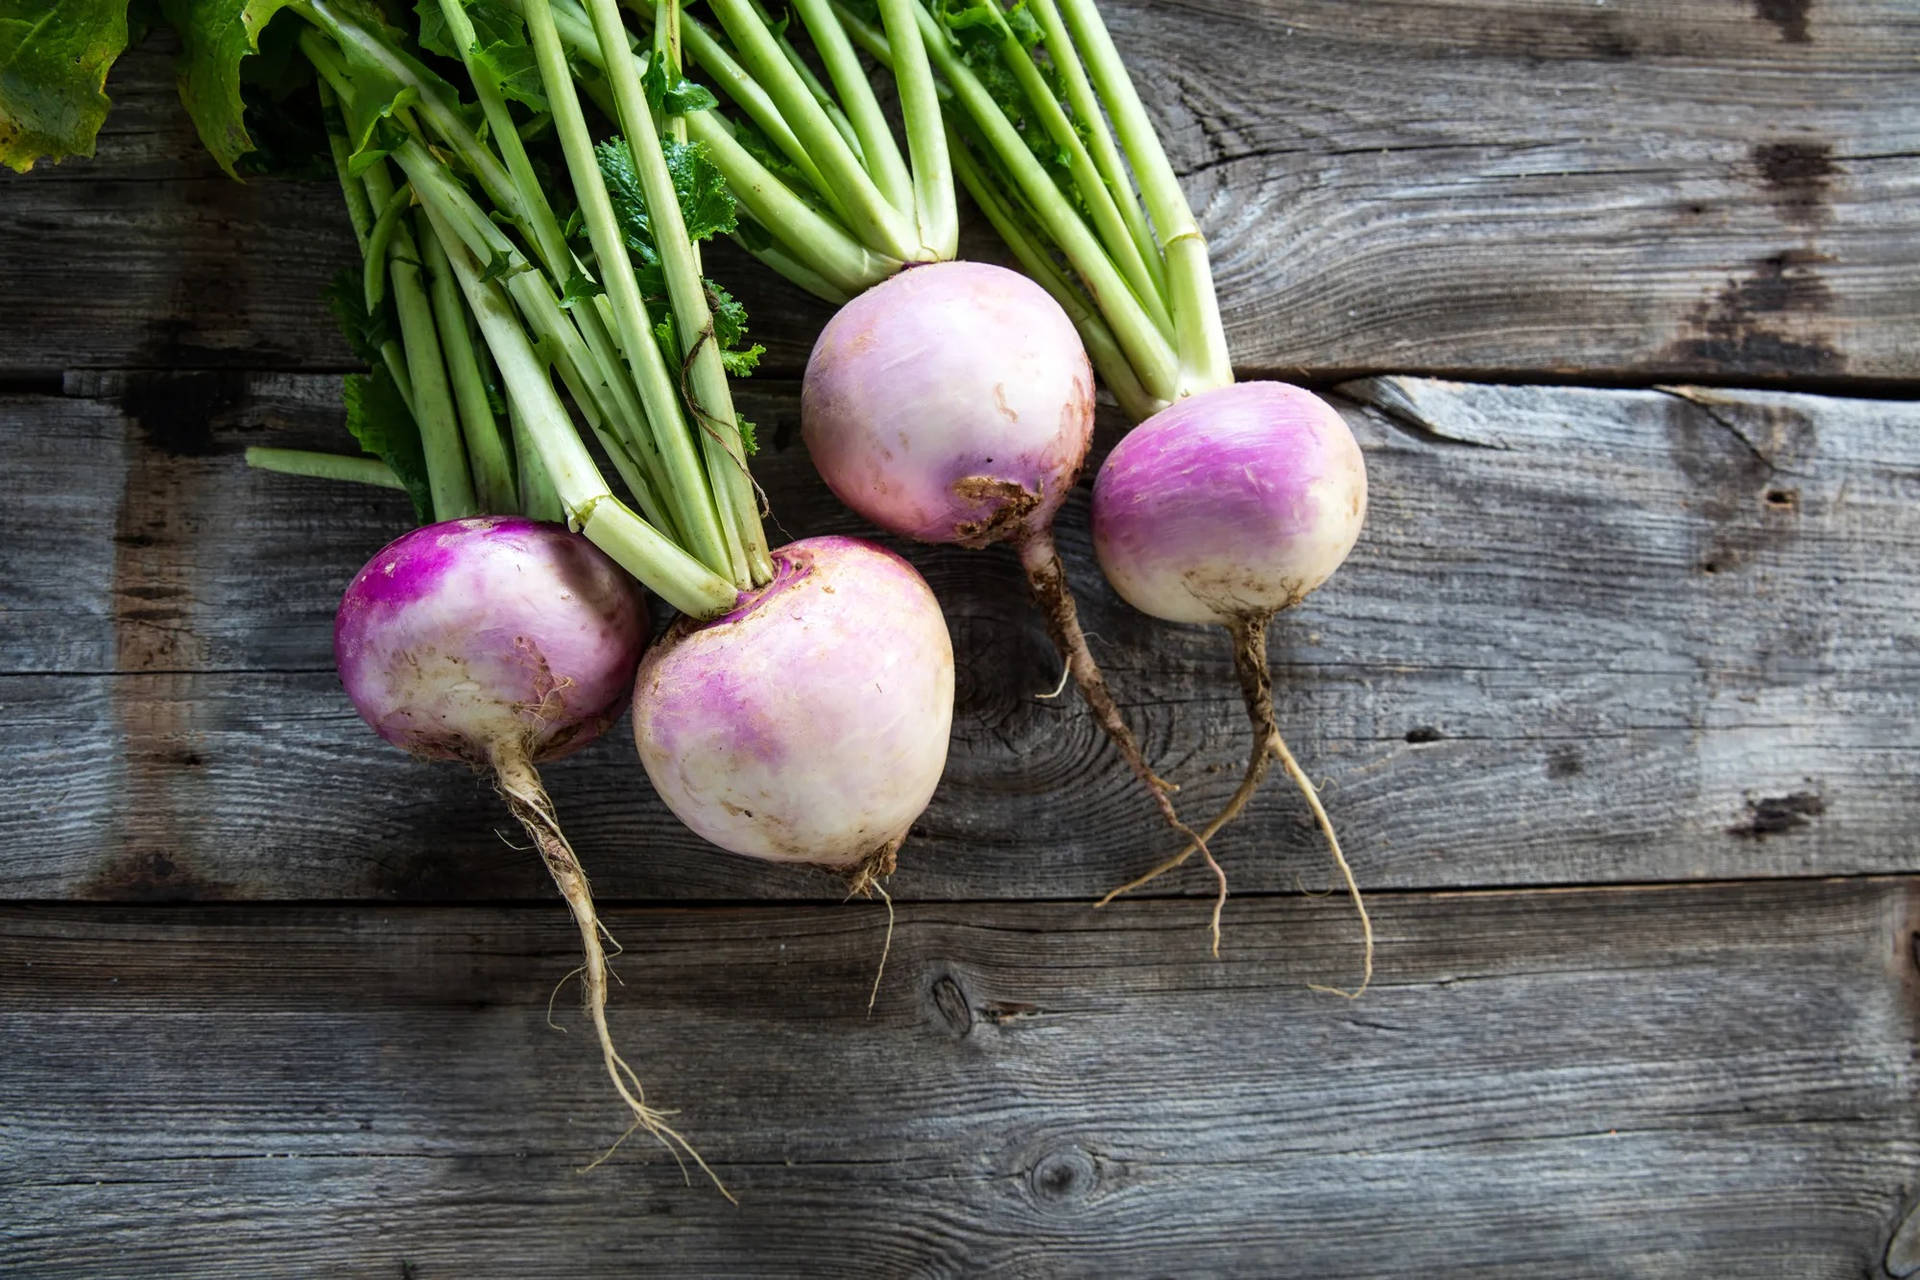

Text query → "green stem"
[753,0,867,161]
[705,0,921,261]
[875,0,954,258]
[1054,0,1231,397]
[509,394,566,523]
[617,1,844,219]
[990,13,1170,336]
[361,183,411,326]
[244,448,404,489]
[394,141,681,541]
[655,1,687,146]
[423,199,738,618]
[352,151,476,519]
[741,231,853,303]
[304,0,527,227]
[581,0,771,584]
[790,0,913,215]
[554,1,895,294]
[316,79,374,252]
[315,72,413,410]
[1026,0,1164,303]
[421,215,517,512]
[915,4,1178,403]
[524,0,738,581]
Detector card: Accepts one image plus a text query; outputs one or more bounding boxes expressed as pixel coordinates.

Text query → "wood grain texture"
[2,374,1914,903]
[1,879,1915,1277]
[2,2,1917,383]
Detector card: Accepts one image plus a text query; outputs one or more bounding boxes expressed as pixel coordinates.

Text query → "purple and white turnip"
[1091,384,1372,988]
[633,535,955,888]
[336,517,726,1177]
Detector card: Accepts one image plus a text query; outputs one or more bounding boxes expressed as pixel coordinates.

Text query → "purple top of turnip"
[335,516,647,764]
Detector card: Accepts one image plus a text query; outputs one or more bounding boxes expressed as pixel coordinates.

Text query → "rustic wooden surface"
[2,2,1918,1275]
[3,881,1917,1277]
[3,0,1918,385]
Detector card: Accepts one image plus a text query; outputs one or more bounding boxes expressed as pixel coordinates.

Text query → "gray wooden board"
[1,878,1915,1277]
[3,373,1916,903]
[2,1,1918,384]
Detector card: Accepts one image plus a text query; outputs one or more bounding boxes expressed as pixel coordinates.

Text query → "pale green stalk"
[509,395,566,523]
[523,0,738,581]
[421,218,517,512]
[875,0,955,257]
[393,141,681,539]
[548,0,894,293]
[432,0,680,528]
[316,76,414,410]
[705,0,921,261]
[1055,0,1232,397]
[790,0,912,211]
[350,147,476,519]
[989,17,1171,336]
[245,448,405,490]
[422,199,738,618]
[581,0,772,584]
[1026,0,1164,302]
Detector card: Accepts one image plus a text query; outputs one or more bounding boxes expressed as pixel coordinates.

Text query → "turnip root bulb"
[336,516,645,763]
[1094,382,1367,627]
[801,261,1207,862]
[633,535,954,889]
[802,261,1092,547]
[1092,383,1373,991]
[336,518,722,1190]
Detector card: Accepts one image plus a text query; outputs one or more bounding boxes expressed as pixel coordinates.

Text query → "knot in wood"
[1029,1145,1098,1206]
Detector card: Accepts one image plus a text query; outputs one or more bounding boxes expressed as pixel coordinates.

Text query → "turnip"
[1092,384,1371,989]
[633,535,954,888]
[334,515,724,1184]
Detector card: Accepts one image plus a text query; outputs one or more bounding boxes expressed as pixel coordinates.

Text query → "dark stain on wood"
[78,848,231,902]
[1753,140,1836,226]
[1755,0,1813,44]
[1666,252,1845,377]
[1546,746,1584,780]
[116,370,246,457]
[1662,390,1817,576]
[1727,791,1826,839]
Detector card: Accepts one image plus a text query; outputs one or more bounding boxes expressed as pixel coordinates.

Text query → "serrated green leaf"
[639,51,716,116]
[597,134,738,259]
[734,415,758,456]
[416,0,545,111]
[0,0,134,173]
[324,267,394,365]
[558,267,604,309]
[475,244,533,284]
[159,0,305,176]
[343,366,434,523]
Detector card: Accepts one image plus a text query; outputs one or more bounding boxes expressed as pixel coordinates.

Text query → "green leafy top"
[414,0,547,111]
[0,0,133,172]
[159,0,304,176]
[596,133,763,378]
[930,0,1079,199]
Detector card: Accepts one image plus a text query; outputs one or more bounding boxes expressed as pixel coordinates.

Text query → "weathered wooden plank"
[0,879,1914,1276]
[2,2,1917,383]
[2,374,1915,902]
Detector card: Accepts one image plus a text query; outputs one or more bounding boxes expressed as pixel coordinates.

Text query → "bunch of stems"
[253,0,771,619]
